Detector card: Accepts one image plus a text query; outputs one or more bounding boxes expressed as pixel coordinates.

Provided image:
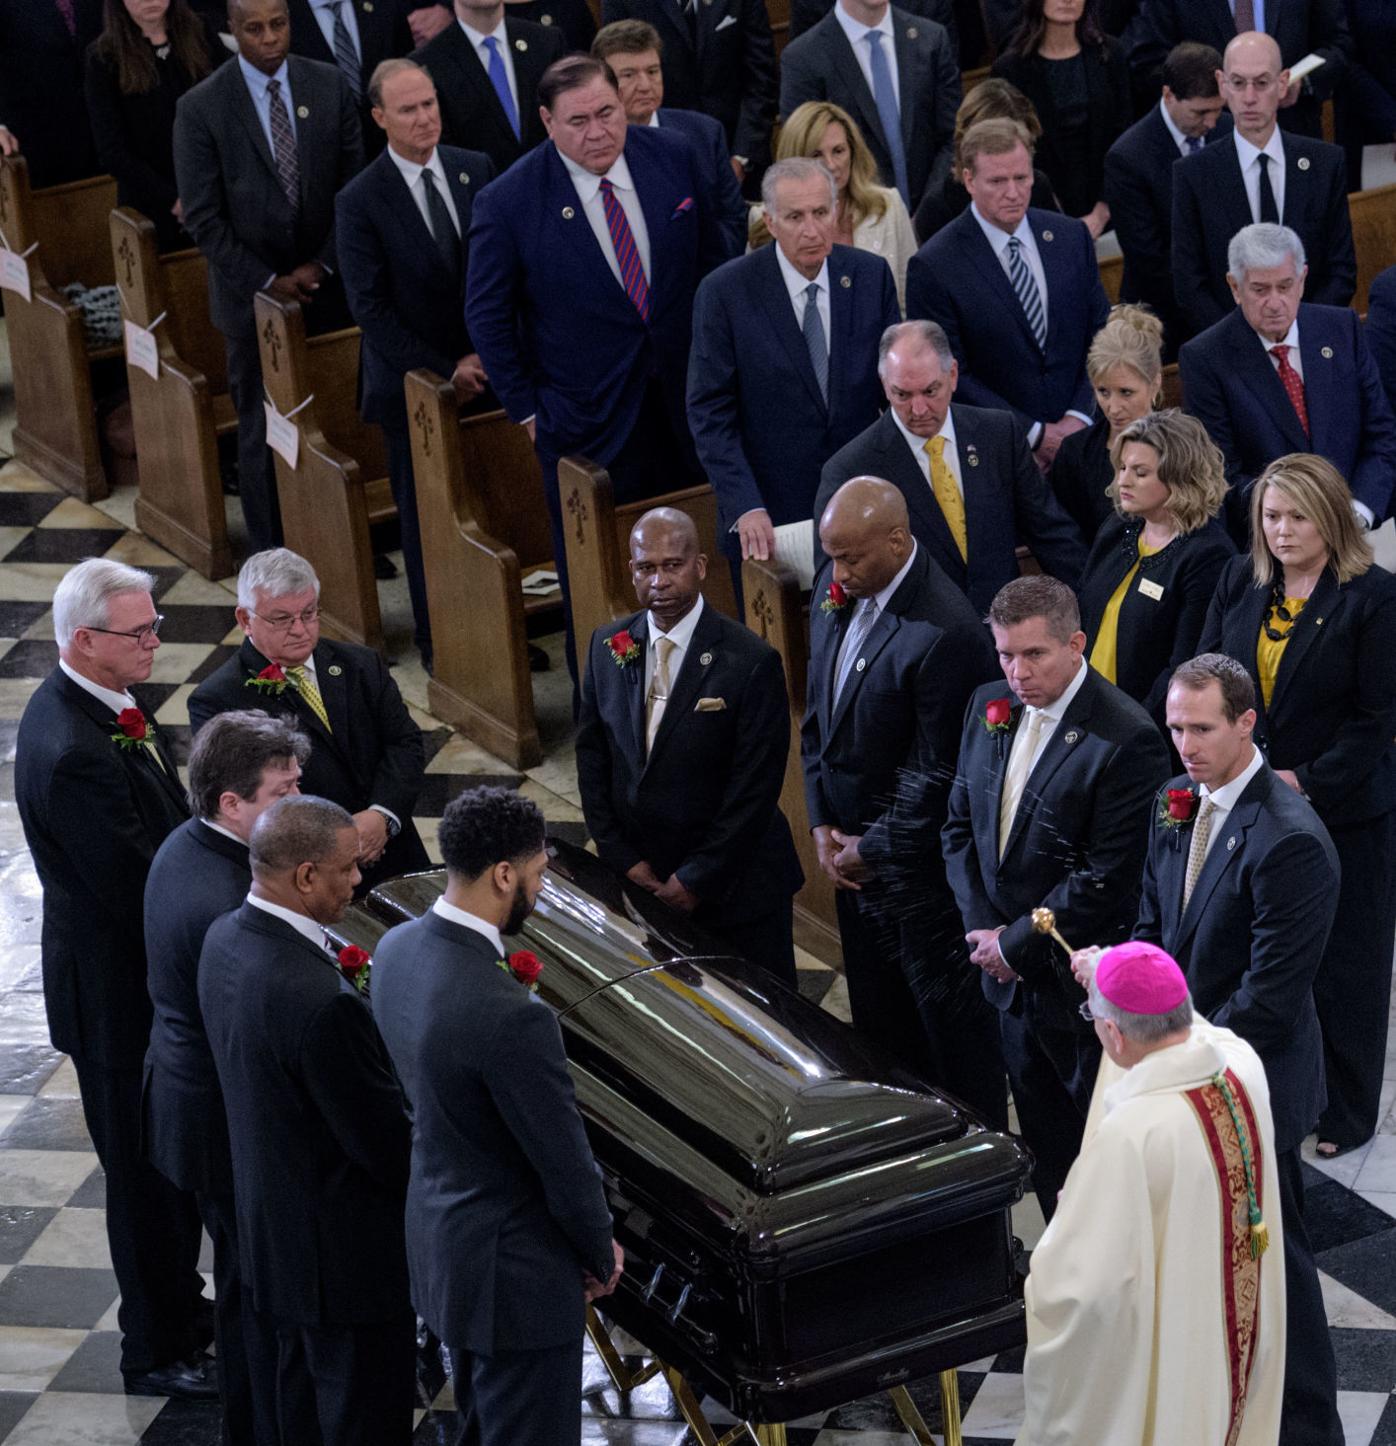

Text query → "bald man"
[801,479,1003,1119]
[1171,31,1354,339]
[575,508,803,985]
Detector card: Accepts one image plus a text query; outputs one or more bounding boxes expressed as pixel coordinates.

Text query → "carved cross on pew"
[413,400,433,457]
[747,588,773,641]
[116,235,135,292]
[566,487,588,544]
[261,316,282,373]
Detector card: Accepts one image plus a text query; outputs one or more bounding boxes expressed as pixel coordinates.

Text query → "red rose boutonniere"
[1158,787,1198,831]
[983,697,1013,734]
[819,581,850,615]
[337,944,371,994]
[500,950,543,993]
[606,629,640,668]
[245,662,292,696]
[110,707,149,751]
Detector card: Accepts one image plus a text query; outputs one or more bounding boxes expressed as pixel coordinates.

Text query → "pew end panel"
[1098,252,1122,306]
[1350,181,1396,316]
[406,370,544,770]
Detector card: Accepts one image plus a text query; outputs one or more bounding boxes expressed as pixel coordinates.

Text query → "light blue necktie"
[1007,236,1047,352]
[327,1,361,99]
[834,598,878,704]
[865,31,909,207]
[482,36,521,140]
[1185,133,1203,155]
[802,281,828,404]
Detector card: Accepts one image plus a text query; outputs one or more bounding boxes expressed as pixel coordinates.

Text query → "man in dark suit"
[787,0,957,51]
[15,560,213,1399]
[599,0,777,191]
[814,320,1087,613]
[1180,223,1396,537]
[576,509,803,986]
[1367,264,1396,413]
[1171,32,1355,340]
[1103,41,1223,355]
[906,118,1111,471]
[942,575,1170,1216]
[187,548,429,887]
[199,796,414,1446]
[1128,653,1342,1446]
[467,53,729,682]
[778,0,959,211]
[336,57,494,672]
[174,0,364,553]
[0,0,102,187]
[802,480,1003,1123]
[143,710,310,1445]
[372,787,621,1446]
[410,0,565,172]
[593,20,749,258]
[688,157,900,582]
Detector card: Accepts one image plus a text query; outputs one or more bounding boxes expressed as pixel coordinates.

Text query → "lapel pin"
[515,37,528,50]
[840,274,851,287]
[459,171,469,184]
[699,651,713,665]
[907,25,918,36]
[1315,616,1323,627]
[562,205,575,219]
[297,105,310,118]
[856,657,866,671]
[540,11,553,20]
[1041,229,1054,242]
[362,1,373,9]
[1297,156,1310,170]
[1320,345,1333,358]
[328,664,343,677]
[967,446,980,467]
[1064,729,1079,744]
[1227,836,1236,850]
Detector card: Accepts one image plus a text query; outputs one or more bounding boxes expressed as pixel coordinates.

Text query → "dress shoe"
[124,1351,220,1401]
[528,643,550,672]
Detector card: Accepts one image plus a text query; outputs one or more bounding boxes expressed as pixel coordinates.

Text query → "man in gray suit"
[174,0,364,552]
[372,788,622,1446]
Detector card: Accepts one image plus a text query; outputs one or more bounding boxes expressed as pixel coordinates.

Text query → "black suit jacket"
[779,7,960,209]
[787,0,958,47]
[1366,265,1396,413]
[410,18,564,173]
[942,667,1171,1026]
[576,602,802,927]
[1198,555,1396,827]
[801,545,998,883]
[335,143,494,430]
[199,903,410,1325]
[187,638,429,882]
[655,107,748,260]
[372,911,614,1352]
[814,405,1087,614]
[1171,131,1355,338]
[142,818,250,1195]
[1048,414,1114,541]
[0,0,103,187]
[173,55,364,335]
[1135,762,1338,1151]
[15,669,189,1068]
[912,165,1059,246]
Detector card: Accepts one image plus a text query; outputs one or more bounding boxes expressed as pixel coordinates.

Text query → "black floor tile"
[138,1400,223,1443]
[0,1206,58,1264]
[1303,1178,1396,1254]
[412,1411,462,1445]
[146,568,191,602]
[183,646,238,688]
[46,1330,123,1393]
[3,1098,90,1153]
[156,606,237,646]
[66,1167,107,1209]
[1368,1396,1396,1446]
[419,728,455,768]
[2,530,122,566]
[0,603,51,640]
[0,641,58,680]
[0,1391,37,1443]
[1329,1326,1396,1392]
[1317,1226,1396,1318]
[415,774,523,814]
[0,1264,119,1328]
[991,1344,1026,1373]
[0,494,63,528]
[548,821,589,850]
[796,970,836,1007]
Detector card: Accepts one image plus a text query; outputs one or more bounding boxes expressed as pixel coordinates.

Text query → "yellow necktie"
[925,435,968,562]
[645,636,676,754]
[288,665,332,733]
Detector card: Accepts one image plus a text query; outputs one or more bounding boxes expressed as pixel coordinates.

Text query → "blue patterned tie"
[483,36,521,141]
[266,78,300,211]
[834,598,878,705]
[865,31,909,207]
[1185,133,1203,155]
[329,2,362,100]
[1007,236,1047,352]
[802,281,828,404]
[599,178,650,321]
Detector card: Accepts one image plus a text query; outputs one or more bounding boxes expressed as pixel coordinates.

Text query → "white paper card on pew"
[0,247,34,303]
[1287,53,1324,84]
[264,402,301,469]
[123,319,161,380]
[772,519,816,592]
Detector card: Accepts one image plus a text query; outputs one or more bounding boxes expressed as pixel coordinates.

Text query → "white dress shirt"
[237,54,297,151]
[890,405,962,498]
[872,536,918,609]
[833,1,900,110]
[432,896,505,958]
[1234,128,1286,225]
[1254,316,1303,381]
[309,0,362,63]
[247,893,334,951]
[458,14,519,117]
[644,593,705,696]
[1194,744,1267,868]
[202,819,247,845]
[58,658,137,717]
[1158,97,1197,158]
[386,145,461,238]
[1006,655,1092,780]
[558,149,652,293]
[773,243,831,347]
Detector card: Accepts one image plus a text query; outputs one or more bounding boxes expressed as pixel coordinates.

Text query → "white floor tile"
[1303,1135,1372,1189]
[1319,1271,1396,1330]
[21,1208,114,1270]
[1336,1390,1391,1446]
[2,1390,164,1445]
[958,1371,1024,1438]
[0,1326,89,1391]
[0,1151,101,1208]
[1353,1134,1396,1193]
[1356,1190,1396,1218]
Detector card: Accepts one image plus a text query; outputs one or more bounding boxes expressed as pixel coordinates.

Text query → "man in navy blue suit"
[1368,264,1396,414]
[1180,223,1396,539]
[687,156,899,583]
[906,118,1110,471]
[337,57,493,673]
[593,20,748,257]
[467,53,728,682]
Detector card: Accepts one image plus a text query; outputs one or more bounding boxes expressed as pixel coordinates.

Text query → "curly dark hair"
[438,787,546,881]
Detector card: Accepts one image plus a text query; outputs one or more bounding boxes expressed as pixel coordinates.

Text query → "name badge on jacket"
[1138,578,1165,602]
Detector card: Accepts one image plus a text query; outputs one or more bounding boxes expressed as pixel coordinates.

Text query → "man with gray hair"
[16,559,215,1399]
[1180,220,1396,540]
[1020,941,1285,1446]
[814,319,1085,611]
[189,548,428,888]
[688,156,899,587]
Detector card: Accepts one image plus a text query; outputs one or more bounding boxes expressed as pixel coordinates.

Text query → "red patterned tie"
[1270,345,1310,438]
[598,177,650,323]
[55,0,78,37]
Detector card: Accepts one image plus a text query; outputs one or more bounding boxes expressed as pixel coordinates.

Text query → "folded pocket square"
[694,697,727,712]
[715,13,738,28]
[672,196,694,218]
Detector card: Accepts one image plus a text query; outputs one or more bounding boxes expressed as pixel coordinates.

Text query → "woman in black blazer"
[1199,453,1396,1157]
[84,0,219,252]
[1080,409,1233,729]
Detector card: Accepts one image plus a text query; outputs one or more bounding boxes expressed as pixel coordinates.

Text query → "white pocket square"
[715,14,738,29]
[694,697,727,712]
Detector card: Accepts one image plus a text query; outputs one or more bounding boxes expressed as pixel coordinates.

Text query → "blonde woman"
[1199,454,1396,1158]
[750,101,917,311]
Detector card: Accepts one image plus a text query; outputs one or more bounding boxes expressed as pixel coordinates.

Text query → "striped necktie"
[599,178,650,322]
[802,281,829,404]
[1006,236,1047,352]
[266,78,301,211]
[288,665,332,733]
[327,1,362,100]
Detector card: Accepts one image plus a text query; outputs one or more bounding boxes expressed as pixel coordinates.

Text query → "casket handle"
[643,1263,666,1304]
[667,1281,693,1325]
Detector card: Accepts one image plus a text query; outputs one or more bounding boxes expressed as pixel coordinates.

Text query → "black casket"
[332,839,1032,1423]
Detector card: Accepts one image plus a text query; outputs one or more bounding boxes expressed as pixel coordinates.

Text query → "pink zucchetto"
[1095,941,1189,1015]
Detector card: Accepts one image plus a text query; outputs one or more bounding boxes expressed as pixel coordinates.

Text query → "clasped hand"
[625,860,699,913]
[584,1239,626,1303]
[812,826,869,891]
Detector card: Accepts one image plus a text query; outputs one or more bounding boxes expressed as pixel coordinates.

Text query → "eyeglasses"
[1078,1001,1095,1022]
[82,614,165,645]
[250,606,321,632]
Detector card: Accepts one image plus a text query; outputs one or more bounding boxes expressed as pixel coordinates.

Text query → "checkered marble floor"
[0,436,1393,1440]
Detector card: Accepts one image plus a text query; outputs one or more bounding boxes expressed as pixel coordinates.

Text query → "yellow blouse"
[1256,597,1307,709]
[1089,535,1162,684]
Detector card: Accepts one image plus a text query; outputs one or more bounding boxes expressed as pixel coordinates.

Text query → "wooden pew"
[253,292,397,651]
[406,370,559,769]
[1160,361,1182,410]
[0,156,118,500]
[557,456,739,681]
[1099,251,1123,305]
[109,207,236,579]
[1350,181,1396,316]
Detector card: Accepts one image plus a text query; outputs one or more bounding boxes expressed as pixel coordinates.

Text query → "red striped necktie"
[599,177,650,323]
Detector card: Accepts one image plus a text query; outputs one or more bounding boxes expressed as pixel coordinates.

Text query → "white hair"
[1088,979,1194,1043]
[761,156,837,213]
[52,558,155,649]
[1227,222,1306,284]
[236,548,321,611]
